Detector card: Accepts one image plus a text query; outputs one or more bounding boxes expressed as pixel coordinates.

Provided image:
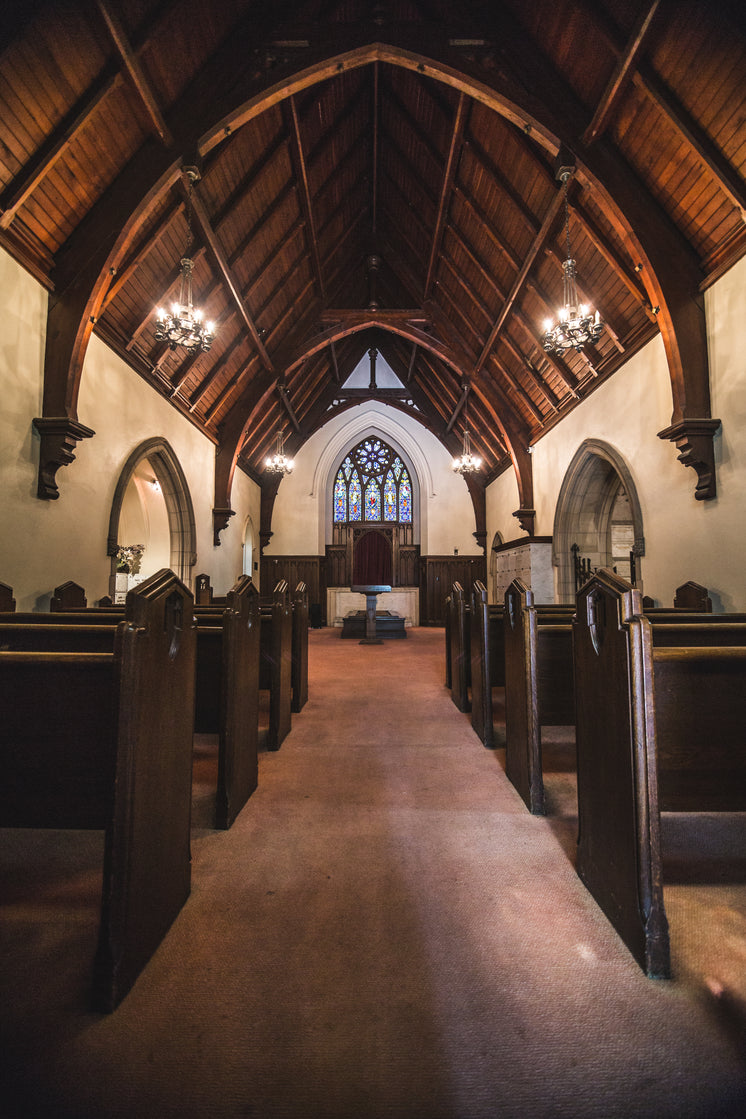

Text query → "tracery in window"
[333,439,413,524]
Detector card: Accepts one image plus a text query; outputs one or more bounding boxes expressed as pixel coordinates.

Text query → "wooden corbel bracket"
[212,506,236,546]
[32,416,95,499]
[513,508,536,535]
[657,418,721,500]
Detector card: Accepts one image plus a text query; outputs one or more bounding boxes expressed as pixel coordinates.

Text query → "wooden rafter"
[92,0,174,146]
[582,1,663,147]
[285,95,325,301]
[424,92,468,301]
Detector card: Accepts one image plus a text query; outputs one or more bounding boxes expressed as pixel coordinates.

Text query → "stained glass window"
[399,470,412,522]
[332,439,413,525]
[349,471,362,520]
[333,474,347,522]
[383,472,397,521]
[365,481,381,520]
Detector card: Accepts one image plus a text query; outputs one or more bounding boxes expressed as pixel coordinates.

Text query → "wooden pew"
[291,581,309,714]
[260,580,293,751]
[448,582,471,713]
[3,580,263,831]
[50,579,87,611]
[500,580,746,815]
[0,569,195,1012]
[0,581,16,611]
[573,570,746,979]
[469,582,505,748]
[192,576,260,828]
[503,581,576,814]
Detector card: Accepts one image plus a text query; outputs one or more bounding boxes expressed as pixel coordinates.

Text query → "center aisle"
[19,627,746,1118]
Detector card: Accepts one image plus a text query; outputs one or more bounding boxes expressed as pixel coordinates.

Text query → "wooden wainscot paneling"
[420,556,487,627]
[261,556,324,619]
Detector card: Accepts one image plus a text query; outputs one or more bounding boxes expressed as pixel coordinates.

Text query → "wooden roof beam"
[93,0,174,147]
[582,1,662,147]
[424,93,468,300]
[285,95,325,301]
[185,173,274,372]
[276,380,301,433]
[475,186,566,374]
[0,1,177,229]
[445,379,470,434]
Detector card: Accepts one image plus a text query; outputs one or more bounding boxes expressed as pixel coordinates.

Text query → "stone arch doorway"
[353,529,393,587]
[108,438,197,586]
[553,440,644,603]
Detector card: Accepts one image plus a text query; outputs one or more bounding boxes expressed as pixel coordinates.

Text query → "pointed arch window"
[333,438,413,525]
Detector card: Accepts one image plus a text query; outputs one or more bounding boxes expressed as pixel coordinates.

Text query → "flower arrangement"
[116,544,145,574]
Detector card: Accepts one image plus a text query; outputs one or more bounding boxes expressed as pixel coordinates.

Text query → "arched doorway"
[108,438,197,587]
[553,440,644,603]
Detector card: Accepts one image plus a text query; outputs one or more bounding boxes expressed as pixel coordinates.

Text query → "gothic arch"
[107,438,197,585]
[552,440,644,603]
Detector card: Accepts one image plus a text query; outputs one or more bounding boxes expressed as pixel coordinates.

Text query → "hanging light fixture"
[265,430,294,475]
[542,166,603,355]
[452,386,482,474]
[154,168,216,355]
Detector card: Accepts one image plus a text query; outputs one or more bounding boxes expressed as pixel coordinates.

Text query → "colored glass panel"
[343,456,353,480]
[399,472,412,522]
[349,472,362,520]
[365,481,381,520]
[392,457,402,479]
[333,473,346,522]
[383,472,397,521]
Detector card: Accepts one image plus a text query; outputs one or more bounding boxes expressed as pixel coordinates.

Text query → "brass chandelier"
[155,168,216,355]
[542,167,603,355]
[452,388,482,475]
[265,430,294,475]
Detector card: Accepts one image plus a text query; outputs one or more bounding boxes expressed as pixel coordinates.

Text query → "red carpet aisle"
[2,627,745,1119]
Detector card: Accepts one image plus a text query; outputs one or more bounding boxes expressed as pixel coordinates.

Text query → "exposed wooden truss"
[0,0,743,512]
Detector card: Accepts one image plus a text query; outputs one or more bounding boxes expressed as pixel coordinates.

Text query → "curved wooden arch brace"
[107,437,197,582]
[42,34,715,501]
[471,374,535,534]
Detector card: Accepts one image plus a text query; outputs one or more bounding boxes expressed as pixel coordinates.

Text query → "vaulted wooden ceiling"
[2,0,745,526]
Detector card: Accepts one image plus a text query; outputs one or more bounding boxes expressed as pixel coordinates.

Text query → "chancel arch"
[552,440,645,604]
[107,438,197,586]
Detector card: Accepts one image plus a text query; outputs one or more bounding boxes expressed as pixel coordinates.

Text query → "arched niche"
[108,438,197,585]
[489,531,505,604]
[552,440,644,603]
[242,515,256,580]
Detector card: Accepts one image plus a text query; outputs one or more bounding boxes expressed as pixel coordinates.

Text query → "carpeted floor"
[1,626,745,1119]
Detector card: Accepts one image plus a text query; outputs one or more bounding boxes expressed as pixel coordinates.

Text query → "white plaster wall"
[0,249,260,609]
[265,399,482,557]
[528,255,746,610]
[485,464,521,551]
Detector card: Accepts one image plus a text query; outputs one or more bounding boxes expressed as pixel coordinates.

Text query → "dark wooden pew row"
[259,580,293,751]
[470,583,573,754]
[573,570,746,979]
[191,576,260,828]
[0,570,195,1012]
[2,578,263,830]
[502,579,746,816]
[291,581,309,714]
[0,581,16,611]
[448,582,471,713]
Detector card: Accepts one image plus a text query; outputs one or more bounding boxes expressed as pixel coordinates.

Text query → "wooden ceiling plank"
[424,92,468,300]
[582,1,663,147]
[488,353,545,426]
[285,94,325,301]
[102,202,184,311]
[186,176,274,372]
[92,0,174,147]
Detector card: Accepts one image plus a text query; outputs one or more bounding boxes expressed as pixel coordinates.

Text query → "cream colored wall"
[493,252,746,610]
[485,464,520,549]
[0,249,260,610]
[265,399,482,558]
